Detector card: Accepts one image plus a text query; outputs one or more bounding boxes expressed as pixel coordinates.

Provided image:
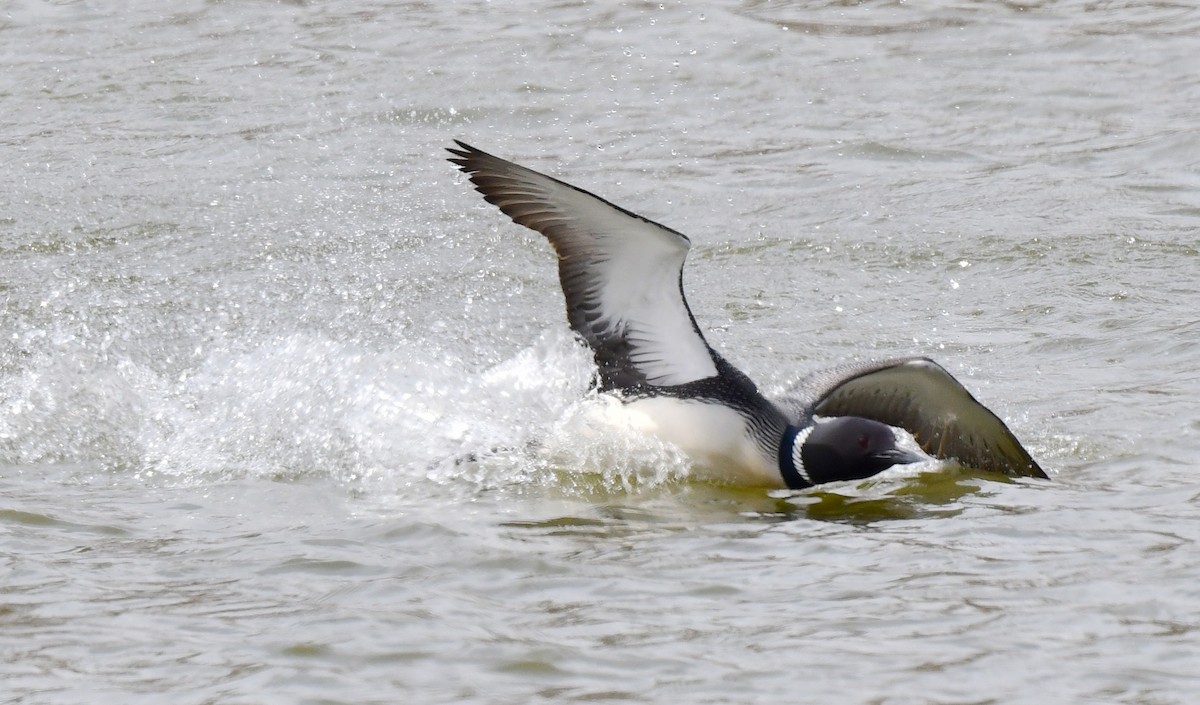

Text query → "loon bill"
[446,140,1048,488]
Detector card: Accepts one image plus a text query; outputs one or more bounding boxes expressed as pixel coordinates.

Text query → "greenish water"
[3,1,1200,703]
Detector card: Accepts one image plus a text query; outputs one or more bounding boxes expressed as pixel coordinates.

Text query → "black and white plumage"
[447,141,1047,488]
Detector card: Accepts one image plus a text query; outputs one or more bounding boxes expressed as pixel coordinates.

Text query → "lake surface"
[3,1,1200,703]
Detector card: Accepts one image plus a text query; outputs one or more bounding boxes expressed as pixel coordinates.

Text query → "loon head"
[784,417,925,487]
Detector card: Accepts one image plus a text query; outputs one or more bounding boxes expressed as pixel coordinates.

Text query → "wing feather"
[448,141,720,389]
[777,357,1046,478]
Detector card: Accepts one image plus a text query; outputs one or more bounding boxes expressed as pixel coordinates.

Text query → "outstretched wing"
[447,141,722,390]
[777,357,1047,478]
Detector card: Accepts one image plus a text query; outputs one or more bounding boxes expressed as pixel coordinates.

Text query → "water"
[3,1,1199,703]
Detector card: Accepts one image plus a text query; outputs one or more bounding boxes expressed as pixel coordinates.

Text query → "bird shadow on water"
[709,466,1023,525]
[780,469,998,524]
[498,464,1026,535]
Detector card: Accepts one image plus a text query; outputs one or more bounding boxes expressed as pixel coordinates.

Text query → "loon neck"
[777,424,814,489]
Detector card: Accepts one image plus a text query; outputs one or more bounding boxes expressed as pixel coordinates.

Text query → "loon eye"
[858,434,870,450]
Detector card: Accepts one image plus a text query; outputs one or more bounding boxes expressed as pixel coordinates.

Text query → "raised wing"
[777,357,1047,478]
[447,141,721,390]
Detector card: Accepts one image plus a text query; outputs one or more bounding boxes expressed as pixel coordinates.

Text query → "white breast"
[613,396,781,486]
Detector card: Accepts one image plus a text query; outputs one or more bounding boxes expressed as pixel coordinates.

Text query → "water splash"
[0,325,701,495]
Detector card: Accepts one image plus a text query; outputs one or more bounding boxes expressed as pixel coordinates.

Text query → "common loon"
[447,141,1047,488]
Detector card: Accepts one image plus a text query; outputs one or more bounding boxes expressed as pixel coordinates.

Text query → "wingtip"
[446,139,482,171]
